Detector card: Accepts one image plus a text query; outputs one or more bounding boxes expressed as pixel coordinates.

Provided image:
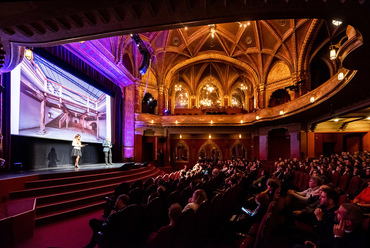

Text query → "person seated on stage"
[183,189,207,213]
[147,203,182,248]
[84,194,130,248]
[353,180,370,207]
[285,176,322,211]
[294,203,366,248]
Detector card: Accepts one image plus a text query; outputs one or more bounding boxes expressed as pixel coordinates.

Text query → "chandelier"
[175,84,182,91]
[240,83,247,90]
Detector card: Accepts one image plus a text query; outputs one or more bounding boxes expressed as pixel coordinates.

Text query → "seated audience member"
[84,194,130,248]
[235,193,271,233]
[147,203,182,248]
[296,203,366,248]
[285,176,322,210]
[353,180,370,207]
[313,188,339,240]
[292,185,330,224]
[183,189,207,213]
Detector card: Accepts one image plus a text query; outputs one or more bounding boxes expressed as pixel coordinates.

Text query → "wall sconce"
[240,120,243,124]
[151,120,154,124]
[25,48,33,61]
[334,118,339,122]
[175,120,178,124]
[338,72,344,80]
[279,110,284,115]
[209,134,212,139]
[310,96,315,103]
[211,120,213,124]
[239,134,242,138]
[329,36,347,60]
[256,115,260,120]
[180,134,182,139]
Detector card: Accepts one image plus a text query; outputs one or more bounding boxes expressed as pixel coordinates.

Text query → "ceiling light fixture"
[332,20,342,26]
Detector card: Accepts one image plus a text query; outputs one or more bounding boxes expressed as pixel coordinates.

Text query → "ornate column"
[258,84,266,109]
[158,84,164,115]
[134,81,141,113]
[258,132,268,160]
[290,131,300,159]
[123,84,135,160]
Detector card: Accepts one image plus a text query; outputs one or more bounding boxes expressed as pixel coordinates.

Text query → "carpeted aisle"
[15,209,102,248]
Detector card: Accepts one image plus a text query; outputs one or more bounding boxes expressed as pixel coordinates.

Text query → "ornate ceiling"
[0,0,369,132]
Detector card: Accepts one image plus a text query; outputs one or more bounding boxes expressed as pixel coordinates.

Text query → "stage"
[0,163,123,180]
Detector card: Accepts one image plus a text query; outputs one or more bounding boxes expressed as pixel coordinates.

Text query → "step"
[36,192,111,215]
[26,170,133,188]
[35,168,160,206]
[35,201,105,226]
[10,166,159,199]
[34,169,163,225]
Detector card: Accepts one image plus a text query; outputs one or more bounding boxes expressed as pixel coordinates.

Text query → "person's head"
[189,189,207,205]
[75,134,81,139]
[168,203,182,225]
[115,194,130,209]
[106,136,110,141]
[255,193,270,207]
[309,176,322,188]
[335,203,364,231]
[266,178,279,193]
[319,188,339,208]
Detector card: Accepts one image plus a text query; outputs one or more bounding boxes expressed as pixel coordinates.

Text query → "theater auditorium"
[1,1,370,247]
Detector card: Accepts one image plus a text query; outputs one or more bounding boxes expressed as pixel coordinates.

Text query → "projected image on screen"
[11,54,111,143]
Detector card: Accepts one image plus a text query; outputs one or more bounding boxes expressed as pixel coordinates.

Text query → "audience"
[183,189,207,212]
[89,151,370,248]
[295,203,366,248]
[84,194,130,248]
[147,203,182,248]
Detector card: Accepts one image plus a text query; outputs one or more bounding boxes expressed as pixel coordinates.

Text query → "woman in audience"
[183,189,207,212]
[353,180,370,207]
[147,203,182,248]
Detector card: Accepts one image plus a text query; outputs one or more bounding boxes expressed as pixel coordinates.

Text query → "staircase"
[7,165,162,225]
[46,113,66,129]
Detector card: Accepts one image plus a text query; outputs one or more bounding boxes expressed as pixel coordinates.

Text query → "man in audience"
[313,188,339,240]
[292,185,330,224]
[285,176,322,211]
[183,189,207,212]
[147,203,182,248]
[295,203,366,248]
[84,194,130,248]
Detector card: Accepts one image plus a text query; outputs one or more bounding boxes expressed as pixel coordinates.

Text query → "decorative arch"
[196,75,224,107]
[229,140,247,159]
[266,61,292,84]
[170,79,191,113]
[174,140,189,162]
[198,140,223,161]
[164,54,259,91]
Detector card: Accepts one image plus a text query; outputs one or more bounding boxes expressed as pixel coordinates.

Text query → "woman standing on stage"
[71,134,83,168]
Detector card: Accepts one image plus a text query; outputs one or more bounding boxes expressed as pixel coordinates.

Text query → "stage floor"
[0,163,123,180]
